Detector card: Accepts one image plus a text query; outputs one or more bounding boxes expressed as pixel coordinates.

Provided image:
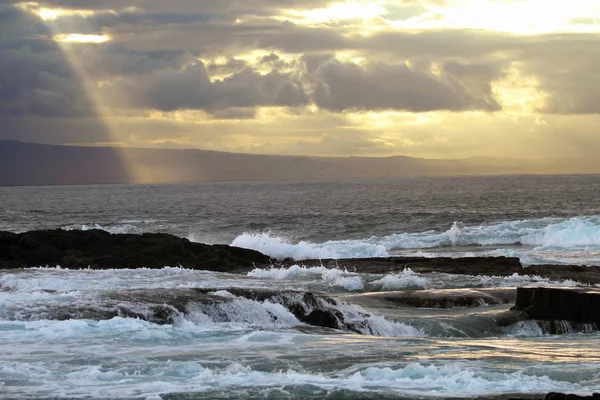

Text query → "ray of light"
[36,9,144,183]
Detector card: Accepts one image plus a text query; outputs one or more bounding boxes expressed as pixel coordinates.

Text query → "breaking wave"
[232,216,600,262]
[1,357,595,399]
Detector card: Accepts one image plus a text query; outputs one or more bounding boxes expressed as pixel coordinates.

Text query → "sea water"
[1,175,600,399]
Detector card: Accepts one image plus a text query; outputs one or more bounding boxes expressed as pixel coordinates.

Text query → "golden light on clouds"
[491,65,551,114]
[386,0,600,34]
[54,34,111,44]
[285,1,386,24]
[35,6,97,21]
[4,0,600,162]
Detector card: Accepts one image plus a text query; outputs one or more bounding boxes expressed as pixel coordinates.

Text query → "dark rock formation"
[287,257,600,286]
[303,309,343,329]
[0,229,272,271]
[280,256,523,276]
[500,287,600,334]
[544,394,600,400]
[509,394,600,400]
[2,286,370,333]
[514,287,600,322]
[523,265,600,285]
[370,288,517,309]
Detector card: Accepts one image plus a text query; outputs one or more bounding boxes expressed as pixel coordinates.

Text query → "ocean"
[1,175,600,399]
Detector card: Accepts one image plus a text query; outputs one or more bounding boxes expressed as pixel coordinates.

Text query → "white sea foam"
[0,273,82,292]
[248,265,365,291]
[188,297,300,328]
[232,216,600,265]
[67,223,139,234]
[370,268,430,290]
[476,273,579,288]
[1,359,596,399]
[232,232,388,260]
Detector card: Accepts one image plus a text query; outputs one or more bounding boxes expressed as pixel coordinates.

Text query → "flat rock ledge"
[497,287,600,334]
[0,229,273,271]
[509,393,600,400]
[345,288,517,309]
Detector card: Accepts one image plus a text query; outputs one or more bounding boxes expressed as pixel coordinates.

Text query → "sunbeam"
[32,6,143,183]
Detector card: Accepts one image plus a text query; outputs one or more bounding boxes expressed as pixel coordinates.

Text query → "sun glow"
[387,0,600,34]
[286,1,386,24]
[54,34,111,44]
[36,7,97,21]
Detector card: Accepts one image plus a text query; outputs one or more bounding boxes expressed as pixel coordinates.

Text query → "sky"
[1,0,600,159]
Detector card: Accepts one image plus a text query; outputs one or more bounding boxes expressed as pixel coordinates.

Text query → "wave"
[232,216,600,261]
[232,232,388,260]
[248,265,365,292]
[64,223,139,235]
[1,357,595,399]
[371,269,430,291]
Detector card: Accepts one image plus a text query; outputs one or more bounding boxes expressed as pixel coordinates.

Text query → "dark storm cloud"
[0,6,94,117]
[312,58,501,112]
[109,62,309,112]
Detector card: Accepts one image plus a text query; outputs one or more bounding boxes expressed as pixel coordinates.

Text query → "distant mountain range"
[1,140,599,186]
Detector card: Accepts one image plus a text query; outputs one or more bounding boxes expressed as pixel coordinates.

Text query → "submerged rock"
[0,229,272,271]
[348,288,516,309]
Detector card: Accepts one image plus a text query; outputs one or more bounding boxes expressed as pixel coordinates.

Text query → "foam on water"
[187,296,300,328]
[232,216,600,265]
[371,268,430,290]
[502,320,546,337]
[248,265,364,291]
[476,273,579,288]
[1,358,597,399]
[232,232,389,260]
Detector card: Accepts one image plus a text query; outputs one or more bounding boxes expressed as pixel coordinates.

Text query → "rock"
[509,287,600,334]
[494,309,529,327]
[523,265,600,285]
[5,286,367,332]
[380,288,516,309]
[0,229,273,271]
[301,309,343,329]
[348,288,517,310]
[279,256,523,276]
[545,393,600,400]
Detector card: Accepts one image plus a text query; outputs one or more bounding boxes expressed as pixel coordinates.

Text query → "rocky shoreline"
[2,229,600,283]
[3,229,600,334]
[0,229,272,271]
[2,229,600,399]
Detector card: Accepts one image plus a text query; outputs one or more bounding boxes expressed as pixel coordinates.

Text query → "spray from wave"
[232,216,600,264]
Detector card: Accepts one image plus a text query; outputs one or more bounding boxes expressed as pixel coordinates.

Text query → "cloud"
[312,58,501,112]
[0,7,95,117]
[107,61,309,112]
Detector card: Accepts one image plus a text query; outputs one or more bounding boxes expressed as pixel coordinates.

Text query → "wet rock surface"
[1,286,371,333]
[522,265,600,285]
[509,393,600,400]
[374,288,516,308]
[0,229,272,271]
[499,287,600,334]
